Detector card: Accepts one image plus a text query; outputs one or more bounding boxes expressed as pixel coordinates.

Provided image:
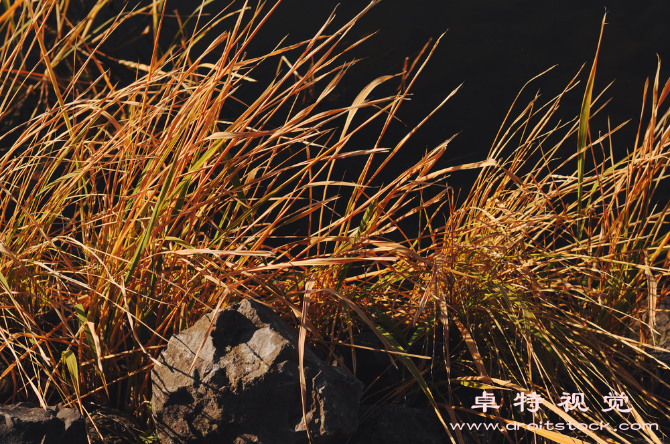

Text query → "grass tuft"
[1,1,669,443]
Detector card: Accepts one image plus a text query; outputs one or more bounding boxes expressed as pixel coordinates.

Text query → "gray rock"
[0,402,87,444]
[348,404,443,444]
[152,299,363,444]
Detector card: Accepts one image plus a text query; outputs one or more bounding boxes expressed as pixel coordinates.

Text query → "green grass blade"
[125,146,181,285]
[62,349,80,399]
[0,269,11,295]
[577,14,606,238]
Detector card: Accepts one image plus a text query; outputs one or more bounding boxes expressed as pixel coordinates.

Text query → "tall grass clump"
[1,0,670,443]
[383,49,670,444]
[0,0,458,425]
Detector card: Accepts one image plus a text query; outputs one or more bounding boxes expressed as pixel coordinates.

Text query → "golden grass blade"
[330,341,431,359]
[206,130,275,140]
[416,158,498,182]
[643,251,658,343]
[340,74,395,141]
[453,318,490,382]
[243,257,398,272]
[85,321,104,375]
[167,249,274,257]
[299,276,315,443]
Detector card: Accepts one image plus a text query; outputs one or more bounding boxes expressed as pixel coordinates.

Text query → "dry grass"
[1,1,670,443]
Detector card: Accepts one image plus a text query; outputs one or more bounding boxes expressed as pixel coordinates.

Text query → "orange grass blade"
[0,0,22,24]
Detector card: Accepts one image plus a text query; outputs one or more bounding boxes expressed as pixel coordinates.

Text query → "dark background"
[233,0,670,181]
